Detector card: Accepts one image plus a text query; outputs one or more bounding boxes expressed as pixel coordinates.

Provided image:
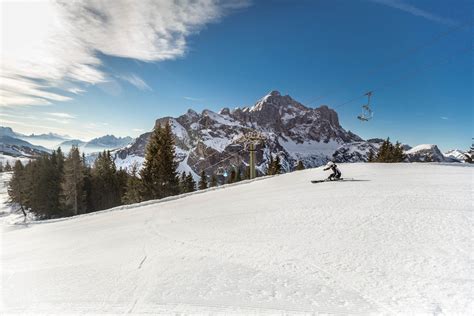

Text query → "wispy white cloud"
[132,128,144,132]
[68,87,86,94]
[48,112,76,119]
[117,74,151,91]
[440,116,449,120]
[370,0,456,25]
[184,96,204,101]
[1,0,250,106]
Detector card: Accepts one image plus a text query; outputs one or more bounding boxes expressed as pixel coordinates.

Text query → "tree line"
[0,161,13,172]
[367,138,406,163]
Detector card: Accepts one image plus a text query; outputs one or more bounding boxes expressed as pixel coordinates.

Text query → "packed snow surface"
[1,164,472,314]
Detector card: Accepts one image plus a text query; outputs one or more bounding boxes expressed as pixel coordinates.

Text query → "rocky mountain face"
[332,140,381,163]
[116,91,362,175]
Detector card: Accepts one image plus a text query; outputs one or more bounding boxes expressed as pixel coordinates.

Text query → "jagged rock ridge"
[116,91,362,175]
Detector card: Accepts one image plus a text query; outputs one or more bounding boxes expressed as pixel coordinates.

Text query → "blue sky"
[1,0,472,151]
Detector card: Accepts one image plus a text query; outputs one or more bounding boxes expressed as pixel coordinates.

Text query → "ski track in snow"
[1,163,473,314]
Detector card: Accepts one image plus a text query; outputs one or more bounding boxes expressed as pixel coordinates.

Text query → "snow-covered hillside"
[1,164,472,314]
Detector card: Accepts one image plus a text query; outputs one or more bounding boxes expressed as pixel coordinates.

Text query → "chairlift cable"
[332,44,473,111]
[304,20,473,107]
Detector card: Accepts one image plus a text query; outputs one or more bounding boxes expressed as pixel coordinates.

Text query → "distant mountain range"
[1,91,470,169]
[0,127,133,159]
[114,91,470,175]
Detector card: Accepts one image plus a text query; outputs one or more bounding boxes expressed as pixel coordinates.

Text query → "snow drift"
[1,163,472,314]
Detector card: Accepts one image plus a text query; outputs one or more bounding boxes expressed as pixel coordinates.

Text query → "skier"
[323,161,342,181]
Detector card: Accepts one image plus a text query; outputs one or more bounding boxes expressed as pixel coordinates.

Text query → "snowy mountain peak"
[444,149,468,162]
[0,126,21,138]
[405,144,447,162]
[116,90,362,174]
[86,135,133,149]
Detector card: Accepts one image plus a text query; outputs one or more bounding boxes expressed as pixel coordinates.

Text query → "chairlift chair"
[357,91,374,122]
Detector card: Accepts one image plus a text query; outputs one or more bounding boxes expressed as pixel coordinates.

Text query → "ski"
[311,178,355,183]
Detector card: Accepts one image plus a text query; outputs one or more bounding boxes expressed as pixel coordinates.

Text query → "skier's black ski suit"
[323,164,342,180]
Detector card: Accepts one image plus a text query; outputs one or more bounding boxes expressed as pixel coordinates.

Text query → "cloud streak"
[184,96,204,102]
[48,112,76,119]
[370,0,456,25]
[1,0,250,106]
[117,74,152,91]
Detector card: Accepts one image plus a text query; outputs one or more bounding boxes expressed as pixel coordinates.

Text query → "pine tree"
[62,147,85,215]
[91,151,121,211]
[83,163,93,213]
[185,173,196,192]
[0,162,3,172]
[122,163,143,204]
[272,156,282,175]
[198,170,208,190]
[27,153,63,218]
[234,167,242,182]
[140,122,179,200]
[210,174,218,187]
[244,166,251,179]
[376,138,390,162]
[4,161,12,172]
[367,149,375,162]
[465,141,473,163]
[8,160,28,218]
[296,161,305,170]
[375,138,406,163]
[179,171,187,193]
[393,142,405,162]
[266,155,275,175]
[227,169,236,184]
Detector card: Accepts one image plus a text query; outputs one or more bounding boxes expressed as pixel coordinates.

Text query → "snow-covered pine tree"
[198,170,208,190]
[62,146,85,215]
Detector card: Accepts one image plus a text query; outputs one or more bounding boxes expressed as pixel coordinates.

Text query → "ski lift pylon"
[357,91,374,122]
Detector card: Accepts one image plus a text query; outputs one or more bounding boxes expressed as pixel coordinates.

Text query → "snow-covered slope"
[1,164,472,314]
